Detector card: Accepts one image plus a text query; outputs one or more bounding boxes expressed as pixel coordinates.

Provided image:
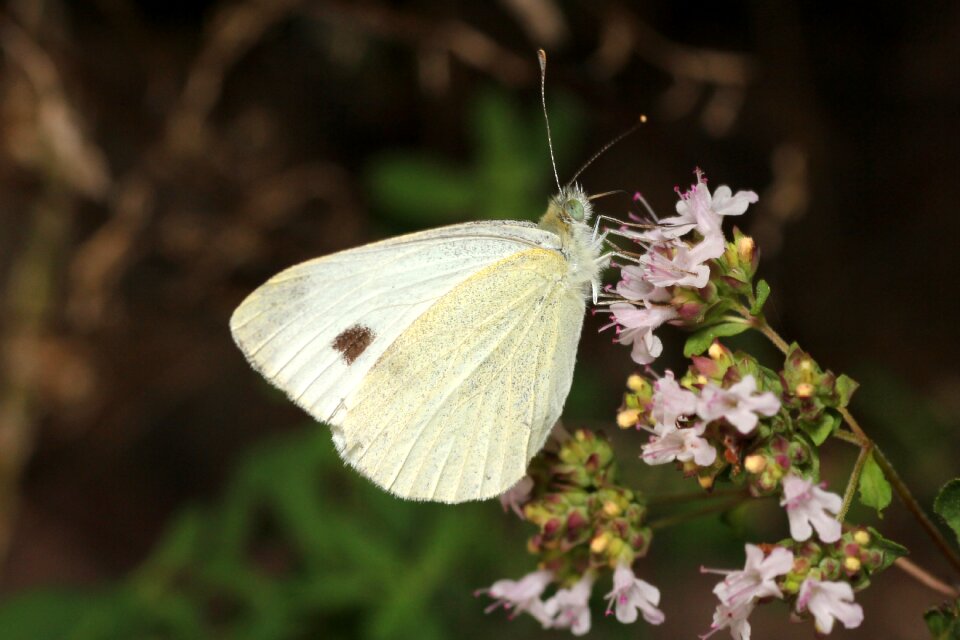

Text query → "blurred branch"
[0,16,104,567]
[68,0,307,328]
[0,18,110,198]
[498,0,568,49]
[309,0,533,88]
[589,3,756,134]
[0,185,72,566]
[165,0,307,156]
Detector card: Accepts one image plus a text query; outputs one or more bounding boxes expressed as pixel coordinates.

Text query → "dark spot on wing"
[333,325,375,364]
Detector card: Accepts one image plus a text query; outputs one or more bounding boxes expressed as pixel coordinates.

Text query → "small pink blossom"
[661,172,759,239]
[651,370,698,431]
[609,302,678,365]
[616,265,671,303]
[604,563,665,625]
[544,573,595,636]
[796,578,864,634]
[642,422,717,467]
[701,600,755,640]
[780,473,843,543]
[704,544,794,609]
[477,569,553,626]
[639,235,723,288]
[499,476,534,519]
[697,375,781,434]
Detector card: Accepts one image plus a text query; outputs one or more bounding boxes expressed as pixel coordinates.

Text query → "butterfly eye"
[564,199,585,222]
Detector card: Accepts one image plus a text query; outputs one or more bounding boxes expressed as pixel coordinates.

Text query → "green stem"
[869,443,960,575]
[647,486,747,506]
[837,445,870,523]
[749,314,960,577]
[648,497,750,530]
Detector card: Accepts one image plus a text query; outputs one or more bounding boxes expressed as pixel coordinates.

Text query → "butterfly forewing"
[336,247,585,502]
[230,221,582,502]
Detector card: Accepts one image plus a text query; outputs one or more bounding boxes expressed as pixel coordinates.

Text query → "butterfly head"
[550,185,593,226]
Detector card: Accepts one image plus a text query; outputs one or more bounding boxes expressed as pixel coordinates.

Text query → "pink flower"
[604,563,665,625]
[796,578,864,634]
[544,573,595,635]
[697,375,780,434]
[661,172,759,239]
[477,569,553,626]
[642,422,717,467]
[701,600,755,640]
[499,476,534,519]
[651,370,698,431]
[616,265,671,303]
[780,473,842,543]
[609,302,678,365]
[639,235,723,288]
[704,544,794,609]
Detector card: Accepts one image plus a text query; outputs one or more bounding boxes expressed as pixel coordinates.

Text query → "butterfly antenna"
[567,114,648,187]
[537,49,562,193]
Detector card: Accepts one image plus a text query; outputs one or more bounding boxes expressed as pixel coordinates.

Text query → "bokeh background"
[1,1,959,638]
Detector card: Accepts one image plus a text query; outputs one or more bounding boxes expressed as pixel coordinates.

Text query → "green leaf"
[800,410,841,446]
[866,526,909,572]
[858,452,892,516]
[750,279,771,315]
[835,374,860,408]
[683,322,751,357]
[925,600,960,640]
[934,479,960,548]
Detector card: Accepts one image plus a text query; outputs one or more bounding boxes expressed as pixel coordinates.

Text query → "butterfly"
[230,52,635,503]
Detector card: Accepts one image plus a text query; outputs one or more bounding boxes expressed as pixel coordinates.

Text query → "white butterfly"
[231,52,625,503]
[230,187,606,503]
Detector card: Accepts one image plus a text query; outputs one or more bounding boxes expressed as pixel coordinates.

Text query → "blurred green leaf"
[750,279,771,315]
[934,479,960,548]
[865,526,908,572]
[799,410,840,446]
[367,88,582,228]
[683,323,751,357]
[366,156,475,225]
[858,452,892,516]
[925,599,960,639]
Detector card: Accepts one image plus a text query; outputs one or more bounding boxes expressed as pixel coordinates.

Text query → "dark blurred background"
[0,1,958,638]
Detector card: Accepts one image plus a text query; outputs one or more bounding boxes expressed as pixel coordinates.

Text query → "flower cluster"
[481,169,910,639]
[701,526,905,639]
[480,430,664,634]
[601,170,759,364]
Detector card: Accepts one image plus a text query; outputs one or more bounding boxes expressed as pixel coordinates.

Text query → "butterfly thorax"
[538,185,604,299]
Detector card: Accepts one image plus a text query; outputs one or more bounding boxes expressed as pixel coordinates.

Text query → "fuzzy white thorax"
[538,185,606,302]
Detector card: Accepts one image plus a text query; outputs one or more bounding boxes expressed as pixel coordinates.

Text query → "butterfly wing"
[338,246,585,503]
[231,221,584,501]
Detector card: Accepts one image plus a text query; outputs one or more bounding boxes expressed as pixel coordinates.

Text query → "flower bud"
[796,382,814,398]
[788,441,810,464]
[756,469,778,493]
[843,556,862,573]
[603,500,622,517]
[626,374,648,393]
[744,454,767,474]
[617,408,640,429]
[853,530,871,546]
[708,342,725,360]
[819,557,841,580]
[698,474,715,490]
[737,235,755,262]
[590,533,610,554]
